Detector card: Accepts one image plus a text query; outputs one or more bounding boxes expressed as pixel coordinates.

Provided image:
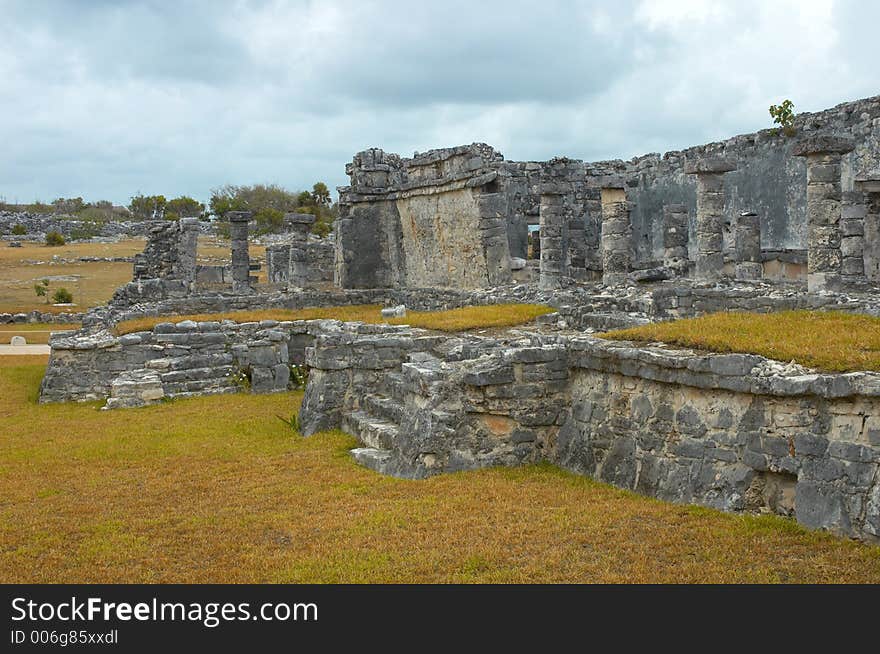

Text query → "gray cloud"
[0,0,877,205]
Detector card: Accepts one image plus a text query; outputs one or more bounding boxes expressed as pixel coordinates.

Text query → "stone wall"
[266,239,334,286]
[300,328,880,541]
[38,318,368,405]
[336,144,513,289]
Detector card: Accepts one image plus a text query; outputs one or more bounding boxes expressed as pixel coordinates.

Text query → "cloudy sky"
[1,0,877,206]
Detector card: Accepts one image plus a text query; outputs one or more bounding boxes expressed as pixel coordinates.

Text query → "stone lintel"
[855,170,880,194]
[684,157,737,175]
[792,135,855,157]
[227,211,253,222]
[285,212,316,225]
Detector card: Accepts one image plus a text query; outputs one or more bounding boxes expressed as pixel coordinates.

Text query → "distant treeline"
[0,181,337,237]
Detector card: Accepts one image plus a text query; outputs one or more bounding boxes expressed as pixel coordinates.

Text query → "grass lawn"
[115,304,555,335]
[602,310,880,373]
[1,356,878,583]
[0,237,265,314]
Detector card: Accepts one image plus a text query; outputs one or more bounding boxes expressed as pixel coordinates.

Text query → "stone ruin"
[109,210,334,308]
[39,94,880,542]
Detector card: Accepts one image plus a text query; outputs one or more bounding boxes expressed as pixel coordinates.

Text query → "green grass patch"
[600,310,880,373]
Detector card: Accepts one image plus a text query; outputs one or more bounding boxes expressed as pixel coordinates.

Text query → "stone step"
[157,365,235,383]
[349,447,424,479]
[166,387,239,400]
[380,371,408,401]
[162,378,237,395]
[341,410,400,450]
[362,393,407,425]
[350,447,399,475]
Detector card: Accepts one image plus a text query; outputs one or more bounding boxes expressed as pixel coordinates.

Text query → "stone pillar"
[174,217,200,289]
[228,211,253,294]
[662,203,689,275]
[734,211,763,280]
[600,186,631,286]
[854,170,880,282]
[539,190,565,289]
[287,212,315,288]
[792,136,855,293]
[684,158,736,280]
[840,192,868,285]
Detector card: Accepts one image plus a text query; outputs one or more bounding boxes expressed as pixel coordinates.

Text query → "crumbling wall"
[337,144,513,289]
[597,95,880,264]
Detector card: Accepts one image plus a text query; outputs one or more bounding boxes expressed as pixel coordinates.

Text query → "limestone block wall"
[599,95,880,265]
[266,239,335,286]
[38,319,360,405]
[337,144,513,289]
[301,328,880,541]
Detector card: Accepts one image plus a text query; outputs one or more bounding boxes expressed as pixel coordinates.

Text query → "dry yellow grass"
[1,356,879,583]
[601,310,880,373]
[115,303,554,335]
[0,237,266,313]
[0,323,79,344]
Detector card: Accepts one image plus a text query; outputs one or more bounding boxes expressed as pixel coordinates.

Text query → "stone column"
[287,212,315,288]
[662,203,689,275]
[228,211,253,294]
[539,188,565,289]
[734,211,762,280]
[684,158,736,281]
[792,136,855,293]
[854,170,880,282]
[174,217,200,290]
[600,186,631,286]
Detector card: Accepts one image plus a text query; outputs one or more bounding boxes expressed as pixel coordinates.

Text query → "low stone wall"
[39,318,366,405]
[300,329,880,541]
[1,310,84,324]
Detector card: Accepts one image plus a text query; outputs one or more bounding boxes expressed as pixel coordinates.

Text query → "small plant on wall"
[227,366,252,390]
[769,99,796,137]
[289,364,309,390]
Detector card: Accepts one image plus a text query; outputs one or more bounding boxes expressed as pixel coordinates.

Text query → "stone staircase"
[144,355,237,399]
[342,370,415,477]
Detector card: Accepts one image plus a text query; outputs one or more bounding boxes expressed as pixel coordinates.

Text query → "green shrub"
[289,364,309,389]
[769,99,796,136]
[27,201,53,214]
[11,224,26,235]
[311,220,331,238]
[52,287,73,304]
[45,231,66,246]
[34,279,49,303]
[254,207,285,235]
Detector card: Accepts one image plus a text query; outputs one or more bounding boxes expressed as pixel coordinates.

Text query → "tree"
[311,182,331,207]
[11,224,26,235]
[209,184,299,218]
[129,194,167,220]
[45,231,65,246]
[165,196,205,219]
[253,207,284,234]
[769,99,796,137]
[34,279,49,304]
[52,287,73,304]
[51,197,86,214]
